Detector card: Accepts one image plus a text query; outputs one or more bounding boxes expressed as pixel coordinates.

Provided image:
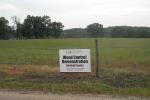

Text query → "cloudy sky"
[0,0,150,29]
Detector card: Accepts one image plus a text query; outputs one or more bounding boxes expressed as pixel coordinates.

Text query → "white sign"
[59,49,91,72]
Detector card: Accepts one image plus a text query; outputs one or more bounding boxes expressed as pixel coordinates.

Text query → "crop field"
[0,38,150,74]
[0,38,150,96]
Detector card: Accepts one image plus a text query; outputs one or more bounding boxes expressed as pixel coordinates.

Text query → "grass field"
[0,38,150,96]
[0,38,150,74]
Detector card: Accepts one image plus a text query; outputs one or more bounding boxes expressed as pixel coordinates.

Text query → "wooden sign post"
[95,38,100,78]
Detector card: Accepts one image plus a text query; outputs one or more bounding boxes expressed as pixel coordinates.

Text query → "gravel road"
[0,90,149,100]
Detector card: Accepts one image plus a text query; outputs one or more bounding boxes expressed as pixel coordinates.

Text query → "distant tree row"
[63,25,150,38]
[104,26,150,38]
[0,15,64,40]
[62,23,104,38]
[1,17,150,39]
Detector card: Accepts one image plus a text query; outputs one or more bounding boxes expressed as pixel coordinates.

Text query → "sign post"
[59,49,91,72]
[95,38,100,78]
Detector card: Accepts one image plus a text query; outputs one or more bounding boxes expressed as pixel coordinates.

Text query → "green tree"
[11,16,23,39]
[0,17,9,39]
[51,22,64,38]
[87,23,103,37]
[22,15,34,38]
[22,15,64,39]
[41,15,52,38]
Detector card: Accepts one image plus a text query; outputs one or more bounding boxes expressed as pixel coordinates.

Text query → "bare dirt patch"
[0,90,149,100]
[0,64,59,76]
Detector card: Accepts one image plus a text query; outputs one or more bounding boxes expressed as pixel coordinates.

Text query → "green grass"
[0,38,150,96]
[0,76,150,96]
[0,38,150,74]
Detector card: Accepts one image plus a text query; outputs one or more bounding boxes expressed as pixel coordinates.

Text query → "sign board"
[59,49,91,72]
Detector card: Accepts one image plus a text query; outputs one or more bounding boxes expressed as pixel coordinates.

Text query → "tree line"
[63,25,150,38]
[1,16,150,40]
[62,23,104,38]
[0,15,64,40]
[105,26,150,38]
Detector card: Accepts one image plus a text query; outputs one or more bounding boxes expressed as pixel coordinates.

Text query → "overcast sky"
[0,0,150,29]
